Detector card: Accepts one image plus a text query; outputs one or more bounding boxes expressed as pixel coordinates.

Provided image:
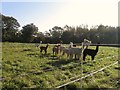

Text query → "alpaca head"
[40,41,42,44]
[69,42,73,48]
[46,43,49,48]
[97,42,100,45]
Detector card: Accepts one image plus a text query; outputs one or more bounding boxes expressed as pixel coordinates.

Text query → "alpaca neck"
[96,45,99,52]
[46,45,48,49]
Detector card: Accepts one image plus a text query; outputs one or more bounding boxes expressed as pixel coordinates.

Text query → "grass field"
[1,42,119,89]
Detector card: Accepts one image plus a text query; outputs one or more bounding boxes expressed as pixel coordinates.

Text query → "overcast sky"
[1,0,119,32]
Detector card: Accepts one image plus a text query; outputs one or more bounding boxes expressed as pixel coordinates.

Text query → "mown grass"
[1,42,119,88]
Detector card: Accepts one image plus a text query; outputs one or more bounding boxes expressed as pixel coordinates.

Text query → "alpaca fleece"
[40,44,49,54]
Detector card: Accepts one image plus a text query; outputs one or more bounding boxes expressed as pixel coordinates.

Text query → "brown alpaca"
[52,44,61,55]
[40,44,49,54]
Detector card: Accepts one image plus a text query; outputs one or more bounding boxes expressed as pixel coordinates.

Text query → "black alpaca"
[40,44,49,54]
[83,44,99,61]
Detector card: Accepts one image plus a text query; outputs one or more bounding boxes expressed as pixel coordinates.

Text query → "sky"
[1,0,119,32]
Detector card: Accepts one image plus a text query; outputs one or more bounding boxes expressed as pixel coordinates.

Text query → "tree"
[21,23,38,43]
[32,32,45,43]
[1,14,20,42]
[49,26,63,43]
[117,27,120,44]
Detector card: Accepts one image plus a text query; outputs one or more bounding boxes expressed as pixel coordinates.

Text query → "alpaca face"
[82,39,91,49]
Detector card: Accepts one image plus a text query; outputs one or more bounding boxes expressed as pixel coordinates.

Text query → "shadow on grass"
[47,59,74,67]
[21,48,33,52]
[114,66,120,70]
[27,53,37,56]
[39,53,51,58]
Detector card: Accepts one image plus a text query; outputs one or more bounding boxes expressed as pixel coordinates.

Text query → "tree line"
[1,14,120,44]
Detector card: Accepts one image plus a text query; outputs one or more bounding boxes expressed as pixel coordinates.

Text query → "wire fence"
[1,55,118,83]
[55,61,118,88]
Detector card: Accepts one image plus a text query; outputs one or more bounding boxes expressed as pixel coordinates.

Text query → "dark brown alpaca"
[40,44,49,54]
[83,43,99,61]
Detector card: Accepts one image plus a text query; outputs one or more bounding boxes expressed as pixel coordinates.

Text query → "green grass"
[63,64,119,89]
[2,42,119,88]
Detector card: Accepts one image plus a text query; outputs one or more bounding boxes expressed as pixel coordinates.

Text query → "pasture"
[1,42,119,89]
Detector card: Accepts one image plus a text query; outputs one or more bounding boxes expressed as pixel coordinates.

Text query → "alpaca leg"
[77,54,80,60]
[75,54,77,59]
[78,54,81,60]
[67,53,69,58]
[53,50,54,55]
[55,50,58,55]
[70,54,73,59]
[92,56,95,60]
[56,50,58,55]
[83,45,85,49]
[75,55,79,60]
[57,50,59,54]
[40,49,42,53]
[45,50,47,54]
[59,49,62,57]
[83,54,86,61]
[62,52,64,55]
[60,49,62,55]
[45,49,47,54]
[69,54,71,59]
[86,45,88,49]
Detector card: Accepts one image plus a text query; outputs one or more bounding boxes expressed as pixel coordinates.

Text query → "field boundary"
[85,44,120,47]
[55,61,118,88]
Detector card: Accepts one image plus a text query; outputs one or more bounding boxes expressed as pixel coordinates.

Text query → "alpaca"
[35,41,42,47]
[62,42,83,59]
[35,43,39,47]
[40,43,49,54]
[83,43,99,61]
[68,46,84,60]
[68,42,78,59]
[62,47,70,57]
[62,43,73,57]
[52,44,61,55]
[59,42,76,55]
[59,46,65,54]
[69,42,73,48]
[82,39,91,49]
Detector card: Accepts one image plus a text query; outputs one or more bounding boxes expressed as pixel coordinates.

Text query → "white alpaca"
[61,42,75,59]
[62,42,73,57]
[62,42,84,60]
[69,42,73,48]
[62,47,70,57]
[68,46,84,59]
[35,41,42,47]
[82,39,91,49]
[59,46,65,54]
